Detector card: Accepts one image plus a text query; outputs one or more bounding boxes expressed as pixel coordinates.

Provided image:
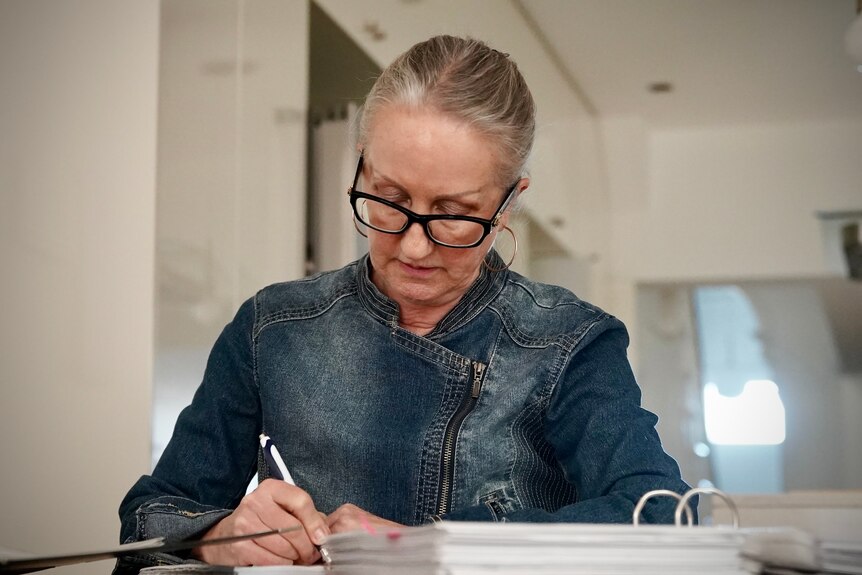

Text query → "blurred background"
[2,0,861,572]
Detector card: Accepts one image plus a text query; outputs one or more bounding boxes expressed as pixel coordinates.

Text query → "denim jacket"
[116,253,691,570]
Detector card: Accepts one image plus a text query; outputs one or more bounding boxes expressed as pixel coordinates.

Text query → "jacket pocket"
[480,487,519,522]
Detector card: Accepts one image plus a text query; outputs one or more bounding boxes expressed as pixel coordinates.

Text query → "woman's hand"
[326,503,404,534]
[193,479,330,566]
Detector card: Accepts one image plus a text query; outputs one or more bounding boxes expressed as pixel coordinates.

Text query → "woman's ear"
[516,177,530,195]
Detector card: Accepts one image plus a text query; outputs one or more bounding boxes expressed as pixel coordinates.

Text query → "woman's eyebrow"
[370,170,484,200]
[435,188,484,201]
[367,159,487,200]
[365,162,403,190]
[369,170,404,190]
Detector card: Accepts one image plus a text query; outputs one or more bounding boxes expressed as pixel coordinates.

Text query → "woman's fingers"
[326,503,403,534]
[258,479,330,562]
[233,496,306,562]
[193,480,328,566]
[194,510,292,566]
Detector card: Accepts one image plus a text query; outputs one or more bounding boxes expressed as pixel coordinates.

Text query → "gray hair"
[358,35,535,188]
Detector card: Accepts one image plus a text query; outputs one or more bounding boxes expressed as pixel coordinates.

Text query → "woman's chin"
[391,283,445,309]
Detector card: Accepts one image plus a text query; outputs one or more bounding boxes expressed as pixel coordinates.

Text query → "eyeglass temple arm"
[491,183,519,227]
[347,152,365,196]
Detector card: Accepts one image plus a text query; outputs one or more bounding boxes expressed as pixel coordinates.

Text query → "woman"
[116,35,691,572]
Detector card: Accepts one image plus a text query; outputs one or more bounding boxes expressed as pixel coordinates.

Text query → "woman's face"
[360,105,517,314]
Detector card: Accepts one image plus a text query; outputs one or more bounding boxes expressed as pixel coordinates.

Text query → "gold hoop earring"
[352,214,369,238]
[483,225,518,273]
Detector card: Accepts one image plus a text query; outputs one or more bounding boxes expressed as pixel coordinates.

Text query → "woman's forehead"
[363,106,501,190]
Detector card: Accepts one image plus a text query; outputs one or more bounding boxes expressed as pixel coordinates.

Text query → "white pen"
[258,433,331,564]
[259,433,295,484]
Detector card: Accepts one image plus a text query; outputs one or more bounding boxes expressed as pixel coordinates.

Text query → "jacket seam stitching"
[507,279,597,313]
[488,303,608,352]
[254,286,357,337]
[391,330,472,372]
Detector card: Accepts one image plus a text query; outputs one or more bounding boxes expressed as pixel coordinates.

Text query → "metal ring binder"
[632,489,694,526]
[674,486,740,528]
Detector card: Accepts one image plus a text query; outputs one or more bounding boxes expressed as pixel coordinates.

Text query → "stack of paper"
[322,521,759,575]
[139,566,324,574]
[820,540,862,575]
[740,527,819,572]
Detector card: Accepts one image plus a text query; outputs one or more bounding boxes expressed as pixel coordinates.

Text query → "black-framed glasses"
[347,152,517,249]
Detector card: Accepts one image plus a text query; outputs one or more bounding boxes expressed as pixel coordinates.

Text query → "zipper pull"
[471,361,486,398]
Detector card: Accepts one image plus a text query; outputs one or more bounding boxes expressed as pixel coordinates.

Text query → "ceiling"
[519,0,862,128]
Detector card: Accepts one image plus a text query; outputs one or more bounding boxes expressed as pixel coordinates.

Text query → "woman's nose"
[400,221,434,258]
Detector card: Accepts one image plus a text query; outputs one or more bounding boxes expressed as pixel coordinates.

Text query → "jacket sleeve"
[115,297,261,570]
[443,319,695,524]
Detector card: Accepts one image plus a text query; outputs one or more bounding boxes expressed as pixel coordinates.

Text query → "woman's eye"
[375,187,407,202]
[437,201,471,216]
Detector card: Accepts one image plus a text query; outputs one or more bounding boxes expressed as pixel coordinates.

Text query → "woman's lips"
[399,260,436,277]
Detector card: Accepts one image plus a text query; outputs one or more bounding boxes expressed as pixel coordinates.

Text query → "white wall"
[598,117,862,368]
[609,119,862,284]
[157,0,309,339]
[154,0,310,467]
[603,118,862,288]
[0,1,159,572]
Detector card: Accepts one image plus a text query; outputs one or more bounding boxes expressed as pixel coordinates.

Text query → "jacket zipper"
[436,360,486,516]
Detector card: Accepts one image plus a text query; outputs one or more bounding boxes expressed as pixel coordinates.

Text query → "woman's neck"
[397,303,454,336]
[366,260,482,337]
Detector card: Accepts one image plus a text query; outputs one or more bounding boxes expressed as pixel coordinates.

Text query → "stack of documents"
[323,521,759,574]
[740,529,862,574]
[139,566,324,574]
[819,540,862,575]
[740,528,819,573]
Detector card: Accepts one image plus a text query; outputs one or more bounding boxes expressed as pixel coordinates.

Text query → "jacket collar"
[355,251,508,338]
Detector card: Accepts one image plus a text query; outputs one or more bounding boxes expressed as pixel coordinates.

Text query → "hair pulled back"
[358,35,536,187]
